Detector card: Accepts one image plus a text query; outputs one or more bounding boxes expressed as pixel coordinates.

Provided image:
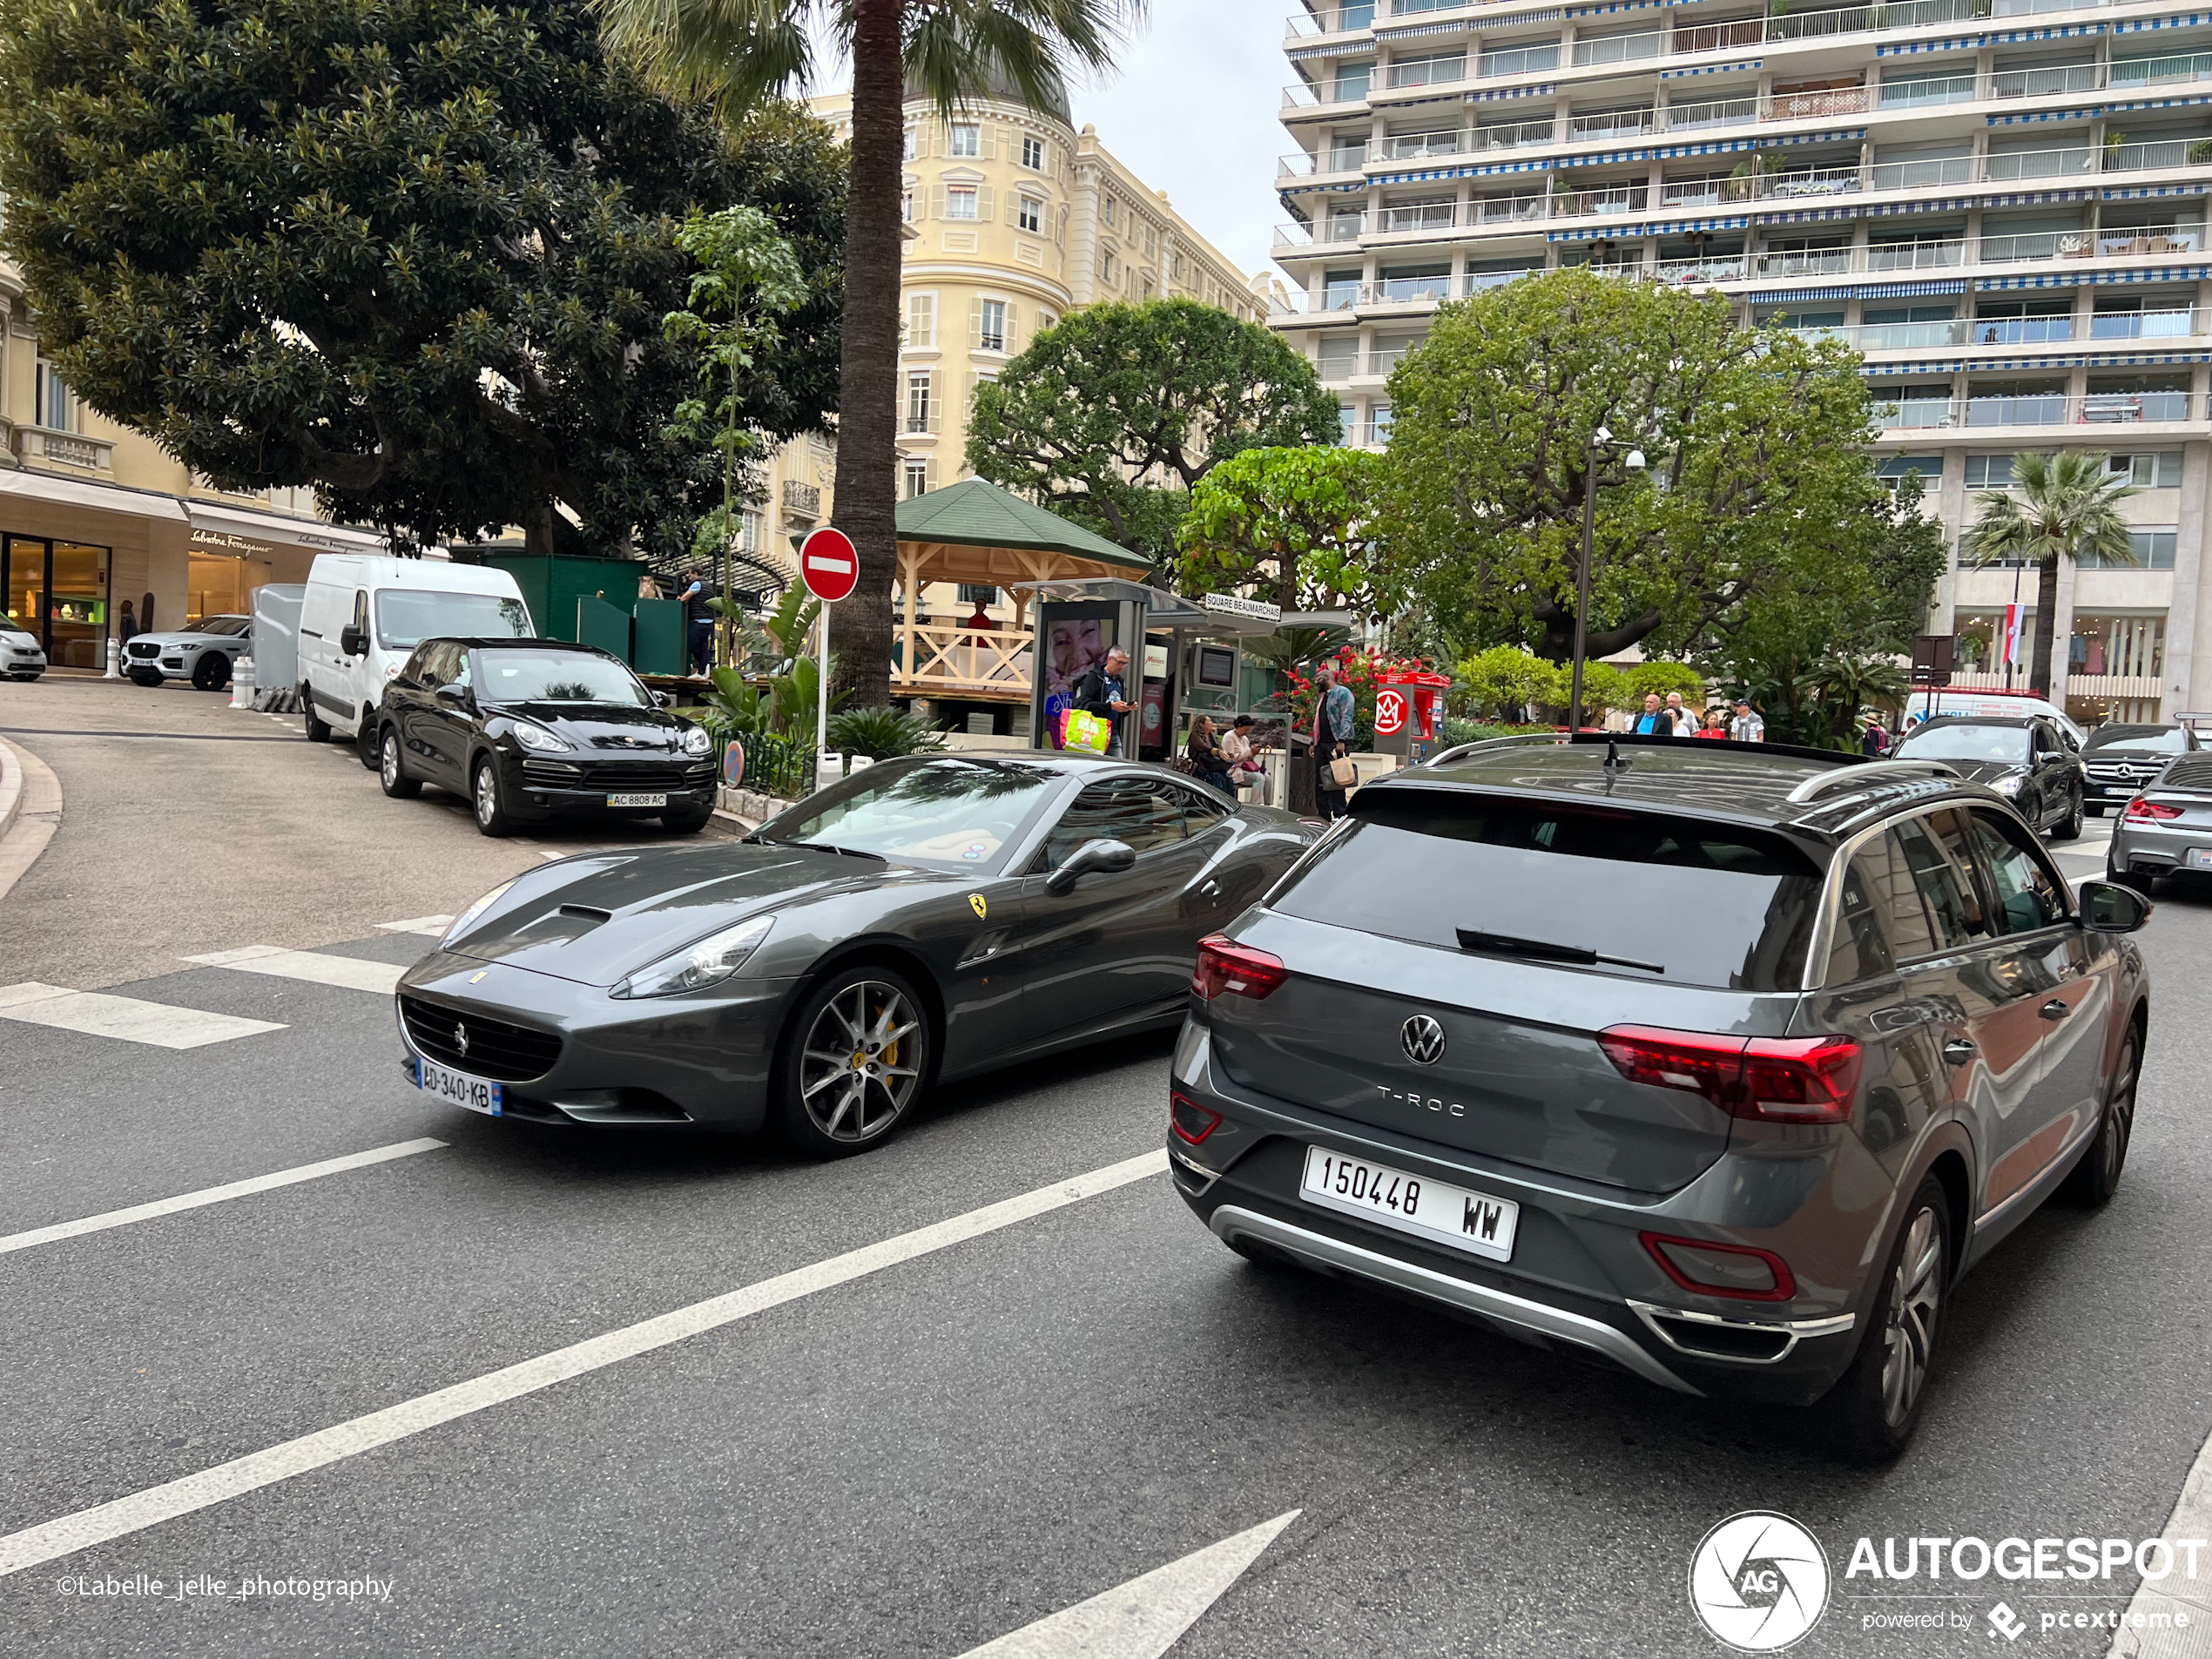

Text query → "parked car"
[299,553,533,763]
[375,638,716,836]
[396,752,1321,1154]
[2,617,45,681]
[121,615,251,690]
[1892,715,2085,840]
[1168,733,2149,1461]
[2080,723,2200,816]
[2107,753,2212,891]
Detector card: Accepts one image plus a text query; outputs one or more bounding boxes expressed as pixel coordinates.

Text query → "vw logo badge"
[1400,1015,1445,1066]
[453,1022,470,1057]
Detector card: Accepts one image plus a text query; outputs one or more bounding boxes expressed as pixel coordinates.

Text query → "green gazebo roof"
[894,478,1149,573]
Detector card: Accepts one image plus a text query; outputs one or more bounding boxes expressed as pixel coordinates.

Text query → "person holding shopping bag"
[1312,665,1357,820]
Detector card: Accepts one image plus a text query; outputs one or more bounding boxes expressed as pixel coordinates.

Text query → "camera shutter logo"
[1400,1015,1446,1066]
[1688,1512,1830,1652]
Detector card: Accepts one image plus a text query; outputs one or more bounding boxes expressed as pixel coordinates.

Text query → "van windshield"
[1271,794,1827,991]
[376,591,532,650]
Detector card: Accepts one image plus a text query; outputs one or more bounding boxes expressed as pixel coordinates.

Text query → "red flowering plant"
[1282,644,1440,742]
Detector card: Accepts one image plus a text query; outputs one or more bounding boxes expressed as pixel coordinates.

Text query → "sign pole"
[796,524,858,782]
[817,600,830,762]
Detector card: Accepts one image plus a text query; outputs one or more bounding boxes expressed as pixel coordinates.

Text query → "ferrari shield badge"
[968,894,988,920]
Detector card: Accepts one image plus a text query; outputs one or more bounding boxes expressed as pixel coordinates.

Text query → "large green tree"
[0,0,845,562]
[1385,270,1884,664]
[1962,451,2139,698]
[598,0,1146,706]
[1175,446,1393,617]
[1700,473,1950,748]
[967,299,1343,566]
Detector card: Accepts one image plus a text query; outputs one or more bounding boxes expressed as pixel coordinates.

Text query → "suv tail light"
[1192,935,1288,1001]
[2125,797,2183,821]
[1597,1027,1861,1124]
[1170,1089,1222,1145]
[1641,1232,1796,1301]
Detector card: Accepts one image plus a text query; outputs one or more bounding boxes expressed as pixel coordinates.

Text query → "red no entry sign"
[799,526,859,604]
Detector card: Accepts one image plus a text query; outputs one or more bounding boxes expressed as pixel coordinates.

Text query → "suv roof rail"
[1425,732,1567,767]
[1784,759,1960,803]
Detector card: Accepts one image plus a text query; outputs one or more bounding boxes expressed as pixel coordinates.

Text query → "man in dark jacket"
[1070,645,1132,756]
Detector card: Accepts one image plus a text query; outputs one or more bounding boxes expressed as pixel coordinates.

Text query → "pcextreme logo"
[1689,1511,1832,1652]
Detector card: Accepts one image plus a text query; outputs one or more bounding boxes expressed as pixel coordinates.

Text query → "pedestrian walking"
[1071,645,1134,757]
[1632,693,1673,738]
[1729,699,1766,744]
[1861,717,1890,757]
[1186,716,1237,799]
[116,598,139,644]
[1312,664,1357,819]
[681,563,715,677]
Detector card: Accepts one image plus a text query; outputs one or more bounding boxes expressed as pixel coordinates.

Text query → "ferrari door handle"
[2040,999,2073,1021]
[1942,1038,1977,1066]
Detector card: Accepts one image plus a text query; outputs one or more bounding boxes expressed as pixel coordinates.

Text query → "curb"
[0,735,64,905]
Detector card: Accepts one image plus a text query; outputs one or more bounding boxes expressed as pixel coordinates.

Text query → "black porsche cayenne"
[373,637,718,835]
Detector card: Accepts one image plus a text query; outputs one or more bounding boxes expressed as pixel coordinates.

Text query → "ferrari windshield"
[764,758,1062,868]
[1898,725,2031,764]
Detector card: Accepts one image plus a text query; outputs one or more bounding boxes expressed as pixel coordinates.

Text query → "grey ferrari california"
[396,752,1318,1154]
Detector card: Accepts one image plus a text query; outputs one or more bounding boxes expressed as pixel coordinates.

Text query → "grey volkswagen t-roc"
[1167,734,2151,1461]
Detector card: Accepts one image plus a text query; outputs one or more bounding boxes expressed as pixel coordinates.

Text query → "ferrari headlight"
[1993,776,2023,796]
[513,721,570,753]
[443,879,516,945]
[611,915,775,999]
[680,724,712,756]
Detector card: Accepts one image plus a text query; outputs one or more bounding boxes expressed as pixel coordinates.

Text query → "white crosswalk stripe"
[182,946,404,995]
[375,915,454,936]
[0,982,285,1049]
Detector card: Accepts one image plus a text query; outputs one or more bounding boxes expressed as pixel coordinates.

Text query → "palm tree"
[1961,451,2138,697]
[597,0,1147,707]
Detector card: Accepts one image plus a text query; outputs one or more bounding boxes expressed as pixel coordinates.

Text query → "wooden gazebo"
[891,479,1150,703]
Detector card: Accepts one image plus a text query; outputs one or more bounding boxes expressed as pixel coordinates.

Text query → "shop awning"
[0,468,189,523]
[186,502,386,557]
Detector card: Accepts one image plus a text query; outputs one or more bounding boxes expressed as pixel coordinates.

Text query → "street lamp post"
[1567,426,1646,734]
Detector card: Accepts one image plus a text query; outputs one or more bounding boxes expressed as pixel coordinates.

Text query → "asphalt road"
[3,677,2208,1658]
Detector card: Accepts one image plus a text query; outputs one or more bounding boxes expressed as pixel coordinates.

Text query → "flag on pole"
[2001,604,2024,667]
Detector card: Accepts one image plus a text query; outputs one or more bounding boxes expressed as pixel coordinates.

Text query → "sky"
[806,1,1291,284]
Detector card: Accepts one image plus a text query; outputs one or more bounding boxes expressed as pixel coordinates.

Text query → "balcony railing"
[14,427,116,472]
[1284,4,1376,37]
[1566,106,1656,143]
[782,480,821,518]
[1866,239,1968,271]
[1980,229,2093,264]
[1796,311,2205,352]
[1552,185,1649,218]
[1989,62,2098,99]
[2098,223,2206,258]
[1876,392,2208,431]
[1377,200,1458,233]
[1572,30,1662,68]
[892,623,1035,696]
[1664,95,1761,132]
[1766,86,1872,120]
[1654,252,1749,284]
[1876,72,1979,110]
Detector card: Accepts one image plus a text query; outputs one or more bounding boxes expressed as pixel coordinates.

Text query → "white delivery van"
[298,555,534,751]
[1901,686,2087,748]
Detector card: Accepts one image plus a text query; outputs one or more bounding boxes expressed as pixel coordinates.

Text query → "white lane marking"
[0,1149,1170,1577]
[181,946,404,995]
[2107,1426,2212,1657]
[375,915,454,937]
[0,1140,446,1258]
[953,1511,1300,1659]
[0,983,284,1049]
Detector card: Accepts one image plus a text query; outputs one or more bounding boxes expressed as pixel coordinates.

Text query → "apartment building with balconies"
[1271,0,2212,723]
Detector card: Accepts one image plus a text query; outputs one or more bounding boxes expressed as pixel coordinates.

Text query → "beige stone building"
[0,259,385,667]
[760,88,1270,607]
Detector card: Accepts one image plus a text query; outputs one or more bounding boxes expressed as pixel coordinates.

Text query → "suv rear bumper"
[1170,1022,1873,1407]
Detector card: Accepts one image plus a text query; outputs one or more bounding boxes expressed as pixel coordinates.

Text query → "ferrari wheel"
[777,968,930,1157]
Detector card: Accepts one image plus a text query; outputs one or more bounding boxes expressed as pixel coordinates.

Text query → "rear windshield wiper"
[1455,928,1665,976]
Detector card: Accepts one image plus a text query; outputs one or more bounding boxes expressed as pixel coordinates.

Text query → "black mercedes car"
[2080,722,2201,815]
[1892,715,2084,840]
[374,637,718,835]
[395,752,1320,1154]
